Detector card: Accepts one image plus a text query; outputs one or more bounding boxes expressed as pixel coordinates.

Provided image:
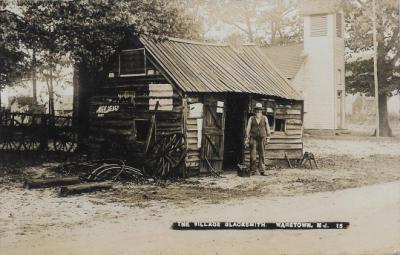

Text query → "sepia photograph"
[0,0,399,254]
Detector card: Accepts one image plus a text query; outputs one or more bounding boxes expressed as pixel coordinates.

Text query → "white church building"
[262,0,345,133]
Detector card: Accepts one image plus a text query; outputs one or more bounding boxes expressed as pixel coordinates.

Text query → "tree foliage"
[204,0,302,45]
[4,0,202,147]
[344,0,400,96]
[205,0,260,43]
[0,3,27,89]
[18,0,201,70]
[257,0,302,45]
[344,0,399,136]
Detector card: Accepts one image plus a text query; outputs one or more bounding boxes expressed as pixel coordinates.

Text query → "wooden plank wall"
[183,95,303,172]
[88,75,183,158]
[184,96,202,173]
[244,100,303,165]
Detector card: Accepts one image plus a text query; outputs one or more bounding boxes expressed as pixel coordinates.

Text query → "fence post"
[39,114,49,151]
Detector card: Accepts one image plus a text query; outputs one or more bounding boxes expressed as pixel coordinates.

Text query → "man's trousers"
[249,136,265,174]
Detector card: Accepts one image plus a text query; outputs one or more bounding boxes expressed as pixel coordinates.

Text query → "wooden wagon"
[0,111,76,152]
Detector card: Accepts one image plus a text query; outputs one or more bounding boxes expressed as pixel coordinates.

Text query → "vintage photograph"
[0,0,399,254]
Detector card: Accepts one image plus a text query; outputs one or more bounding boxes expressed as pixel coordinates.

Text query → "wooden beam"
[59,182,113,196]
[24,176,81,189]
[145,101,159,153]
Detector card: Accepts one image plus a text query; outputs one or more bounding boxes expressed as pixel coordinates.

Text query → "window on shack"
[265,100,276,130]
[275,118,286,132]
[266,106,274,128]
[135,119,151,142]
[119,48,146,76]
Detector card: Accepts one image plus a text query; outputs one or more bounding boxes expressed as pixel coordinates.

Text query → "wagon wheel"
[23,134,40,151]
[53,131,77,152]
[53,116,69,128]
[19,114,34,127]
[87,164,144,181]
[0,118,22,150]
[144,133,186,177]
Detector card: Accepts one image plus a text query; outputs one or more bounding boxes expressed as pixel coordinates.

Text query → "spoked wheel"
[144,133,186,177]
[53,131,77,152]
[23,134,40,151]
[0,119,22,150]
[87,164,144,181]
[19,114,34,126]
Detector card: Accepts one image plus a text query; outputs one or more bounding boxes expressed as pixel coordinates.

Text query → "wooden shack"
[88,36,304,176]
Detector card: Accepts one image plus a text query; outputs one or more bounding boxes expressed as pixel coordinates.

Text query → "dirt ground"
[1,134,400,254]
[346,114,400,137]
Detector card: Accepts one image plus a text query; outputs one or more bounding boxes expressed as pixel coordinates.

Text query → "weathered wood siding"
[244,100,303,165]
[88,75,183,158]
[182,95,303,172]
[87,37,304,173]
[184,96,202,173]
[200,95,226,173]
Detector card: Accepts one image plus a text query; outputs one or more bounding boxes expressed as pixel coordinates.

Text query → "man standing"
[245,102,271,175]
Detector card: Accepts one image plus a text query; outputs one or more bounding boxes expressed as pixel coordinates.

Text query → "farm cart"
[0,111,77,152]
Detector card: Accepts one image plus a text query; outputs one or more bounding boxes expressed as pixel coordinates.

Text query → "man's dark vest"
[250,116,267,138]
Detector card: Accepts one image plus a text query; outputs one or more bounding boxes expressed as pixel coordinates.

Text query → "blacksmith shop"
[88,36,304,176]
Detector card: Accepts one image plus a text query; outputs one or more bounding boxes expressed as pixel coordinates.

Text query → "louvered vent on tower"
[310,15,328,37]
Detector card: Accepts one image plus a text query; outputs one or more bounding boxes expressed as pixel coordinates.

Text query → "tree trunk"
[75,62,96,152]
[378,93,392,137]
[243,4,254,43]
[49,67,55,116]
[72,64,80,122]
[32,50,37,103]
[270,21,276,44]
[44,72,55,116]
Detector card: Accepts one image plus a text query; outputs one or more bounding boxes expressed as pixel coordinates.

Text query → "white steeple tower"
[300,0,345,131]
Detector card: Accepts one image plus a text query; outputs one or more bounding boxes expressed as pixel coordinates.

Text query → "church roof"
[299,0,342,16]
[260,43,306,80]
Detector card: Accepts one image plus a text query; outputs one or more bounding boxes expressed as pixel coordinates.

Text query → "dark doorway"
[223,94,247,169]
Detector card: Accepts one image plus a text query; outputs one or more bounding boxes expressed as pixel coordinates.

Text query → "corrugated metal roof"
[260,43,305,80]
[140,37,302,100]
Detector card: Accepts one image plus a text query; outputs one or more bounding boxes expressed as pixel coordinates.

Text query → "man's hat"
[254,102,263,110]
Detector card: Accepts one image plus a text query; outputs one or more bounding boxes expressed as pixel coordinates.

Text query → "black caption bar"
[172,222,349,230]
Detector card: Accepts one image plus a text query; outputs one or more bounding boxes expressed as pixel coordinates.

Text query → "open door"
[200,95,226,173]
[222,94,247,169]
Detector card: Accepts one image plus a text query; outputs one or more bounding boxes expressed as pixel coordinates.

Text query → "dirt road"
[1,136,400,254]
[1,180,399,255]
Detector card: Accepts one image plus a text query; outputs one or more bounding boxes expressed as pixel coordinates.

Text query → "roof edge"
[163,37,229,47]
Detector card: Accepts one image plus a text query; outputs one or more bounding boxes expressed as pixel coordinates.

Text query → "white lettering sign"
[96,105,119,117]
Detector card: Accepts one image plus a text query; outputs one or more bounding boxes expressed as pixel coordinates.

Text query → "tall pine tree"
[345,0,400,136]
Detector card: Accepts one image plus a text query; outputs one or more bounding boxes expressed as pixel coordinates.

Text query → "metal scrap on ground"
[55,159,146,182]
[24,159,147,196]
